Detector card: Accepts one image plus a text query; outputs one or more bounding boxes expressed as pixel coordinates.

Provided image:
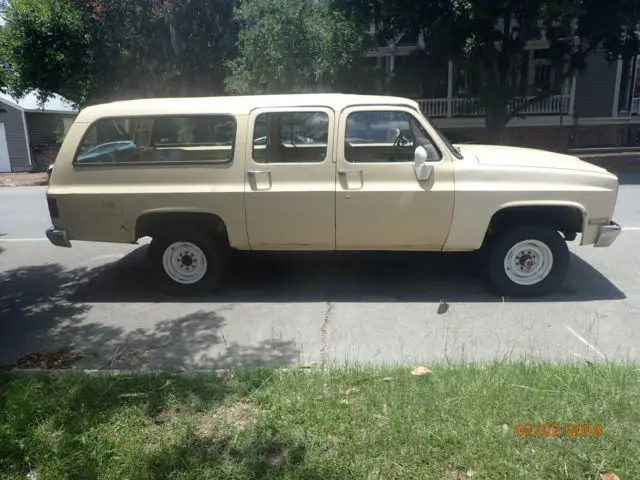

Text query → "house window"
[533,64,552,90]
[390,55,422,97]
[618,56,637,113]
[634,56,640,98]
[396,31,420,47]
[62,117,74,135]
[453,59,481,97]
[532,49,552,90]
[362,57,384,94]
[391,55,447,98]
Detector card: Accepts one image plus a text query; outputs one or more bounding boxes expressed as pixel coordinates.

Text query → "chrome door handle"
[248,170,270,175]
[338,169,362,175]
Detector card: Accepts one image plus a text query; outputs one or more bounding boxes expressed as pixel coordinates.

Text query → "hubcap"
[503,239,554,286]
[162,241,208,285]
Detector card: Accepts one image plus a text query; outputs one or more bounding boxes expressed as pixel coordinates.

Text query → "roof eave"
[0,97,26,112]
[25,109,78,114]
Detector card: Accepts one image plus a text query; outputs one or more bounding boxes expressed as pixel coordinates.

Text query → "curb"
[580,159,640,174]
[0,181,48,188]
[570,147,640,154]
[577,152,640,159]
[2,368,235,376]
[0,367,317,376]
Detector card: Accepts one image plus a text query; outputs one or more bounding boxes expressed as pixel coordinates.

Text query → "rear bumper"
[594,221,621,248]
[46,226,72,248]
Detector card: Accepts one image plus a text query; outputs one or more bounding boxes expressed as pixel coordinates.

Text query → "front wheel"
[487,225,569,297]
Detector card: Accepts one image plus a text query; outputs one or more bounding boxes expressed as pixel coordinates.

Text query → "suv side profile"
[45,94,621,297]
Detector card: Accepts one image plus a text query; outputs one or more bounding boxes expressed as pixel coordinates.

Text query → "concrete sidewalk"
[0,172,49,187]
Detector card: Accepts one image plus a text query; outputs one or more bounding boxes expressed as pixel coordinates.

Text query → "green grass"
[1,363,639,479]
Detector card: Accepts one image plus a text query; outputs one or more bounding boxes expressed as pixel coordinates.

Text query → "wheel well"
[135,212,229,244]
[484,206,584,245]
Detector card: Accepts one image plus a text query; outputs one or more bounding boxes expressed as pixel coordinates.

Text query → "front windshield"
[415,109,464,160]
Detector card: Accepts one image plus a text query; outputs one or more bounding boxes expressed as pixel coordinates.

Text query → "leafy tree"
[0,0,238,106]
[0,0,91,105]
[227,0,381,94]
[338,0,640,142]
[85,0,239,101]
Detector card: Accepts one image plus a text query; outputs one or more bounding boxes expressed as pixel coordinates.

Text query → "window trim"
[72,113,237,167]
[343,108,443,165]
[250,108,332,165]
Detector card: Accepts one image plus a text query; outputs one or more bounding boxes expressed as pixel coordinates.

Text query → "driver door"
[335,106,455,250]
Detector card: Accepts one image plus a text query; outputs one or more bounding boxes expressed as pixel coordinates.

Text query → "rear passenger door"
[244,107,336,249]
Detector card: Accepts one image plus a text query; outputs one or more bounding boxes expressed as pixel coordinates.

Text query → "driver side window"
[345,110,441,163]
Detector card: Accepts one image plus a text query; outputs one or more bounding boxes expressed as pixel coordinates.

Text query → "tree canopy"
[0,0,92,105]
[340,0,640,140]
[226,0,377,95]
[0,0,238,106]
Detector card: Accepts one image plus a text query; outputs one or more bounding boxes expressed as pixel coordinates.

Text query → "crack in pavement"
[320,301,334,372]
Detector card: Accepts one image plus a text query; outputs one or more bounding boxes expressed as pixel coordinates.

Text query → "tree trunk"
[485,103,509,145]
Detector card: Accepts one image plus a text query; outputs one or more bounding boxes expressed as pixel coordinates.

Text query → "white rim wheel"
[162,241,208,285]
[503,239,554,286]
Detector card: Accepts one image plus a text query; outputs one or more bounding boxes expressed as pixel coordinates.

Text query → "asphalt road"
[1,177,640,370]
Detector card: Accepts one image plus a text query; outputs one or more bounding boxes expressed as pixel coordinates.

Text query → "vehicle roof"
[75,94,421,122]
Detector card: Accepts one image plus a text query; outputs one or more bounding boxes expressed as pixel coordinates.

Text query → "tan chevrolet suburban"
[45,94,621,297]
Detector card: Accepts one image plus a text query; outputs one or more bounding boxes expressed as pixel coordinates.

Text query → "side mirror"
[414,146,433,181]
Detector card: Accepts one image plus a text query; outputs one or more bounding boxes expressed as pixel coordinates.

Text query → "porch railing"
[418,95,571,118]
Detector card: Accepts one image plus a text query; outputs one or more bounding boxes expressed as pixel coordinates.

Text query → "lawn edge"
[1,367,304,376]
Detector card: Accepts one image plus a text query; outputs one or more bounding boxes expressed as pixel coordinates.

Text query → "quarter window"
[252,111,329,163]
[345,110,441,163]
[74,115,235,164]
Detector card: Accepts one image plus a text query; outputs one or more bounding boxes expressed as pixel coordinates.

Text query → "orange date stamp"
[515,423,603,438]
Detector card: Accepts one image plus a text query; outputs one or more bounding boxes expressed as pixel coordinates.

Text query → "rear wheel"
[149,229,228,296]
[486,225,569,297]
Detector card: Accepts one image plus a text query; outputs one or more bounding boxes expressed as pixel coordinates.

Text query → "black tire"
[486,225,569,298]
[148,228,228,296]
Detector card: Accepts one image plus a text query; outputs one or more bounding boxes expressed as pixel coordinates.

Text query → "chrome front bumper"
[594,221,622,248]
[46,226,72,248]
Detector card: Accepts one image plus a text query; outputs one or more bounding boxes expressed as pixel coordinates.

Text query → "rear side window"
[74,115,236,165]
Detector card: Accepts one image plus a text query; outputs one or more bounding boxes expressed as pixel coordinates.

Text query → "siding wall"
[0,100,30,172]
[26,112,77,145]
[574,49,618,118]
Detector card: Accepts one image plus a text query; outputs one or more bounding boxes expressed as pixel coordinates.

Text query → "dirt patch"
[266,447,294,468]
[153,406,185,426]
[197,400,257,437]
[149,400,258,439]
[0,172,49,187]
[4,347,86,370]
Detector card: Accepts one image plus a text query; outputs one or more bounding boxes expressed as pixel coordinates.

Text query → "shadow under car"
[68,246,626,303]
